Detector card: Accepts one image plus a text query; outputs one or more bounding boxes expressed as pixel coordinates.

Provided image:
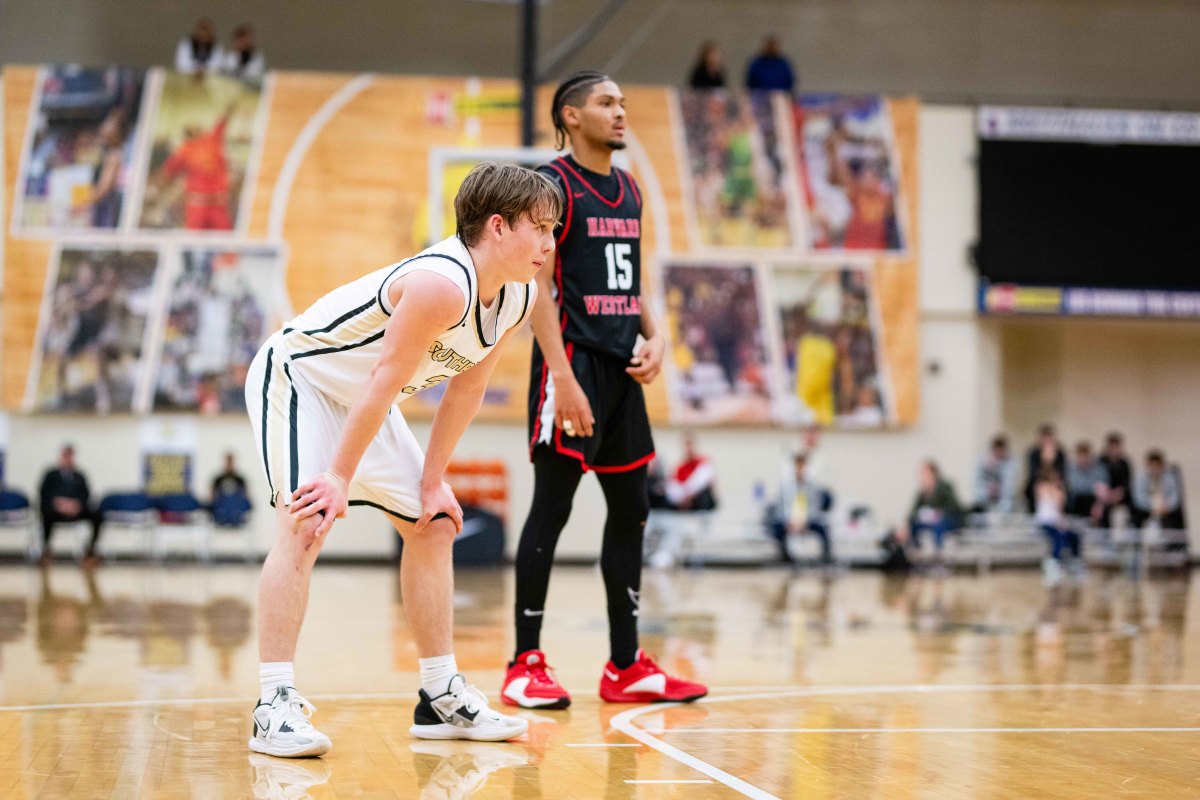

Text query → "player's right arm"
[289,271,464,538]
[530,265,595,437]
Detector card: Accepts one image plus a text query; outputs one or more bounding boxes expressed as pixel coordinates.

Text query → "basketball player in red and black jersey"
[502,71,707,708]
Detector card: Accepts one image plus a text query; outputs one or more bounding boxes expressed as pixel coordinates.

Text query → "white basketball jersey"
[279,236,536,408]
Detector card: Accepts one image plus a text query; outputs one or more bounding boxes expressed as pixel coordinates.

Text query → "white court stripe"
[626,780,715,784]
[267,73,375,240]
[656,727,1200,735]
[610,709,780,800]
[609,683,1200,800]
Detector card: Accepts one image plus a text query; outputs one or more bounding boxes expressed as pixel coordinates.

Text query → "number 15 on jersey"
[604,243,633,291]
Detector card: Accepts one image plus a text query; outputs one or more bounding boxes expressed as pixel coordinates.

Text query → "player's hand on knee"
[626,335,665,385]
[290,471,349,538]
[416,481,463,535]
[556,378,595,437]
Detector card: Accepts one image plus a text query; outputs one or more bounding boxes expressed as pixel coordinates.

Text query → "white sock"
[419,654,459,697]
[260,662,295,703]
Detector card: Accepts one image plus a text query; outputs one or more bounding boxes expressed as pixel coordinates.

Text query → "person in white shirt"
[219,24,266,84]
[175,18,224,78]
[1034,468,1079,577]
[769,451,833,565]
[244,163,559,758]
[664,434,717,511]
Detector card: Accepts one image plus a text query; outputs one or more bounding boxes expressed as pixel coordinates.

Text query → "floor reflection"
[28,566,254,684]
[1,562,1197,798]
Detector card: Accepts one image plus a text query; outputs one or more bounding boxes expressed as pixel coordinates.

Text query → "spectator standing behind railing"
[219,24,266,84]
[1065,441,1107,524]
[1024,423,1066,512]
[744,35,796,92]
[687,41,726,89]
[972,434,1018,513]
[1099,432,1133,528]
[1133,450,1184,531]
[176,17,225,78]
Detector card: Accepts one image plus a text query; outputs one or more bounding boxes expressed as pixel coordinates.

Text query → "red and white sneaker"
[501,650,571,709]
[599,650,707,704]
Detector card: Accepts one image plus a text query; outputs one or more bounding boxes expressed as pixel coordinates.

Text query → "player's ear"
[561,104,581,129]
[487,213,505,240]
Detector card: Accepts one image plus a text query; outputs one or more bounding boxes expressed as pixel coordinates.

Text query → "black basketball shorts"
[527,342,655,472]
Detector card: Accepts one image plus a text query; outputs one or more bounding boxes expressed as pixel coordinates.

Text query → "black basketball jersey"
[538,155,643,360]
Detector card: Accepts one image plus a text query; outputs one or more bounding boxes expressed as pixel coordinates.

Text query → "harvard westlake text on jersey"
[541,156,643,360]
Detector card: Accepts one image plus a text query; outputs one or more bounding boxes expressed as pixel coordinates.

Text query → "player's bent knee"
[395,516,457,546]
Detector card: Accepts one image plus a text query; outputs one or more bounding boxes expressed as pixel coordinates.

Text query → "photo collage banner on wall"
[9,65,281,416]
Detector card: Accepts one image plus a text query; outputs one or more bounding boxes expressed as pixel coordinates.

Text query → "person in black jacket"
[688,41,727,89]
[1099,432,1133,528]
[38,445,103,566]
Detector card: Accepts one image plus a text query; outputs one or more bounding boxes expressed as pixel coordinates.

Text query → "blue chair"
[97,492,158,559]
[149,493,212,561]
[212,493,251,528]
[0,489,38,560]
[212,493,255,562]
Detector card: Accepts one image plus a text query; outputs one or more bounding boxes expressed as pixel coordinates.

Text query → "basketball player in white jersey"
[245,163,560,757]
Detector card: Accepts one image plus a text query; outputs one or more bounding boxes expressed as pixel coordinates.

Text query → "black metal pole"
[520,0,538,147]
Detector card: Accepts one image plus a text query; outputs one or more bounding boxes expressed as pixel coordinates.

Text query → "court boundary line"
[656,727,1200,734]
[2,683,1200,715]
[607,683,1200,800]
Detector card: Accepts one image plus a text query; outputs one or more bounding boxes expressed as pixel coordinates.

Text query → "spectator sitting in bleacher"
[1066,441,1107,524]
[218,23,266,84]
[176,17,224,78]
[1099,432,1133,528]
[1034,468,1080,580]
[210,452,251,527]
[972,434,1018,513]
[1024,423,1066,512]
[769,451,832,566]
[688,41,727,89]
[1133,450,1184,531]
[901,460,962,557]
[38,445,104,567]
[664,434,718,511]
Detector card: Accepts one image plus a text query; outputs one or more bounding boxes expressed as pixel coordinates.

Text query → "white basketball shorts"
[245,334,428,522]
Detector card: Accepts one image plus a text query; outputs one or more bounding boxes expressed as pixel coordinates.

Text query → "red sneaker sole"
[599,691,707,704]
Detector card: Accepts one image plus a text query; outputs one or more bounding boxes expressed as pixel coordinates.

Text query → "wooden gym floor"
[2,561,1199,798]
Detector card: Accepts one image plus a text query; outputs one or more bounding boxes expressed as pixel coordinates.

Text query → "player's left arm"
[626,279,666,385]
[419,317,526,526]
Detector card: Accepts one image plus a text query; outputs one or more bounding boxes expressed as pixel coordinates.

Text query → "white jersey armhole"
[512,280,538,329]
[378,257,472,327]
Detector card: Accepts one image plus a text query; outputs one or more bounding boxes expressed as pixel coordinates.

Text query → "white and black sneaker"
[248,686,332,758]
[410,674,529,742]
